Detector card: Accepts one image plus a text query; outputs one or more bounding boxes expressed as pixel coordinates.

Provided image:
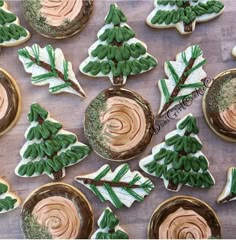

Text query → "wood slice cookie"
[203,69,236,142]
[84,88,154,162]
[0,68,21,136]
[148,196,221,239]
[21,182,94,239]
[22,0,93,39]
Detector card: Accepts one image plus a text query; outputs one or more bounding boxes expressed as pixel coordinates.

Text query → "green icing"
[0,182,8,194]
[95,209,129,239]
[0,24,27,43]
[0,1,3,7]
[0,9,16,24]
[0,196,17,212]
[230,168,236,195]
[178,115,199,134]
[105,4,127,25]
[83,56,157,77]
[22,214,52,239]
[152,0,224,25]
[28,103,49,122]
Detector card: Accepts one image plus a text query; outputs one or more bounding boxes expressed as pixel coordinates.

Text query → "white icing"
[146,0,224,35]
[139,113,215,192]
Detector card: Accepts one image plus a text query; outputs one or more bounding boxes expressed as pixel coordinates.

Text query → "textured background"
[0,0,236,239]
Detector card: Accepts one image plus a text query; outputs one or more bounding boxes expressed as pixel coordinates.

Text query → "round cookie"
[21,182,94,239]
[84,88,154,161]
[0,68,21,136]
[22,0,93,39]
[148,196,221,239]
[203,69,236,142]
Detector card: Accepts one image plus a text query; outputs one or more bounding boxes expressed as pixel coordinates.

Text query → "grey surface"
[0,0,236,239]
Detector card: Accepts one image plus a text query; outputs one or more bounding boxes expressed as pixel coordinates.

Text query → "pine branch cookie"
[75,164,154,209]
[0,178,20,214]
[147,0,224,35]
[80,3,158,85]
[158,45,207,117]
[217,167,236,204]
[15,103,91,181]
[91,207,129,239]
[0,0,30,47]
[139,114,215,192]
[18,44,86,98]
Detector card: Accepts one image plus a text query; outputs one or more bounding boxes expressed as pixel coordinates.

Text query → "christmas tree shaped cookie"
[0,0,30,47]
[18,44,86,98]
[158,45,207,117]
[80,3,158,85]
[139,114,215,192]
[147,0,224,35]
[91,207,129,239]
[217,167,236,204]
[15,103,91,180]
[75,164,154,208]
[0,178,20,214]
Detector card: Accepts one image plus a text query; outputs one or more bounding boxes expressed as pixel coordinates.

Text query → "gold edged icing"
[147,195,221,239]
[0,68,21,137]
[20,182,94,239]
[202,69,236,143]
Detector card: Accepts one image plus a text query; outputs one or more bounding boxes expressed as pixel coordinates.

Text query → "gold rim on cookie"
[203,69,236,142]
[0,68,21,137]
[21,182,93,239]
[22,0,93,39]
[84,88,154,161]
[148,196,221,239]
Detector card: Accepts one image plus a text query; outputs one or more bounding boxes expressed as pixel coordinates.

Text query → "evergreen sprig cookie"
[18,44,86,98]
[139,114,215,192]
[217,167,236,204]
[0,178,20,214]
[0,0,30,47]
[158,45,207,117]
[15,103,91,181]
[80,3,158,85]
[147,0,224,35]
[91,207,129,239]
[75,164,154,208]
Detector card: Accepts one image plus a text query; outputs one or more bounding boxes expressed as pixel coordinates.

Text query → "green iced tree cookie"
[0,0,30,47]
[75,163,154,209]
[15,103,91,180]
[80,3,158,85]
[140,114,215,192]
[91,207,129,239]
[147,0,224,35]
[0,178,21,214]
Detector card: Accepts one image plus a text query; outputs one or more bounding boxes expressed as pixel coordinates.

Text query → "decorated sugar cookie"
[139,114,215,192]
[148,196,221,239]
[22,0,93,39]
[0,68,21,136]
[147,0,224,35]
[91,207,129,239]
[0,0,30,47]
[203,69,236,142]
[217,167,236,204]
[80,3,158,86]
[84,88,154,161]
[18,44,86,98]
[15,103,91,180]
[158,45,207,117]
[75,164,154,209]
[0,178,21,214]
[21,183,93,239]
